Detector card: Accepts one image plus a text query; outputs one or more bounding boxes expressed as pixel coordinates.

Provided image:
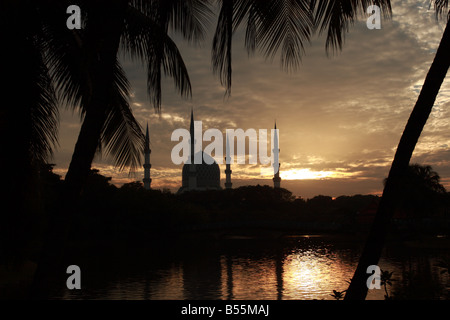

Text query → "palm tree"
[40,0,212,202]
[384,164,446,219]
[29,0,212,297]
[344,1,450,300]
[405,164,446,194]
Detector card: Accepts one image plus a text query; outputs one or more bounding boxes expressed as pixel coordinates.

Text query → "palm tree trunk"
[344,18,450,300]
[64,92,110,197]
[64,0,127,199]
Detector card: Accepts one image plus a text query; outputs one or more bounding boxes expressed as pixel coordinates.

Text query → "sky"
[53,0,450,199]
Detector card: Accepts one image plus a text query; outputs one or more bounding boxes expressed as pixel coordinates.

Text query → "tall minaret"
[272,121,281,189]
[225,133,232,189]
[188,109,197,190]
[143,123,152,190]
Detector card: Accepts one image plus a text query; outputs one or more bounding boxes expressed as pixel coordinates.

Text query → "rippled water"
[56,235,450,300]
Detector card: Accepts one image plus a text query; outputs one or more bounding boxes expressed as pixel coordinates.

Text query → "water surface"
[56,235,450,300]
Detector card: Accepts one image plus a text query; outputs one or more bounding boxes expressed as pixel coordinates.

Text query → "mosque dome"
[181,152,221,191]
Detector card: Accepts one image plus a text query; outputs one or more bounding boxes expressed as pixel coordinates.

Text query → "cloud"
[52,1,450,198]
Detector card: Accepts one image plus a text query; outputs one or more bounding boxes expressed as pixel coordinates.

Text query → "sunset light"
[280,168,359,180]
[280,169,335,180]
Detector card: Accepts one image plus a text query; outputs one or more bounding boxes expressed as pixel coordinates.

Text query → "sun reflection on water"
[215,240,362,300]
[282,247,355,300]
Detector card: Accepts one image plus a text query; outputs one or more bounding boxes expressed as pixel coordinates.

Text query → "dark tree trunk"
[29,1,127,298]
[344,19,450,300]
[64,0,128,198]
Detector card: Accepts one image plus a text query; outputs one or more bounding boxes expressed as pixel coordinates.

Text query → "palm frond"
[212,0,234,95]
[101,60,145,173]
[212,0,315,95]
[432,0,450,20]
[122,5,193,111]
[251,0,314,71]
[41,0,89,111]
[132,0,213,44]
[311,0,391,54]
[29,49,59,163]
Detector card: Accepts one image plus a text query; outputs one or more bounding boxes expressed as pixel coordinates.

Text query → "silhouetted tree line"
[14,164,442,248]
[3,162,449,267]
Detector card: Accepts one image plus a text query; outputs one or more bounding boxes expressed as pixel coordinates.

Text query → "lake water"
[55,235,450,300]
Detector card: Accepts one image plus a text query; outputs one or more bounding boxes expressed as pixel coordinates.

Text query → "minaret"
[272,121,281,189]
[225,133,232,189]
[188,109,197,190]
[143,123,152,190]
